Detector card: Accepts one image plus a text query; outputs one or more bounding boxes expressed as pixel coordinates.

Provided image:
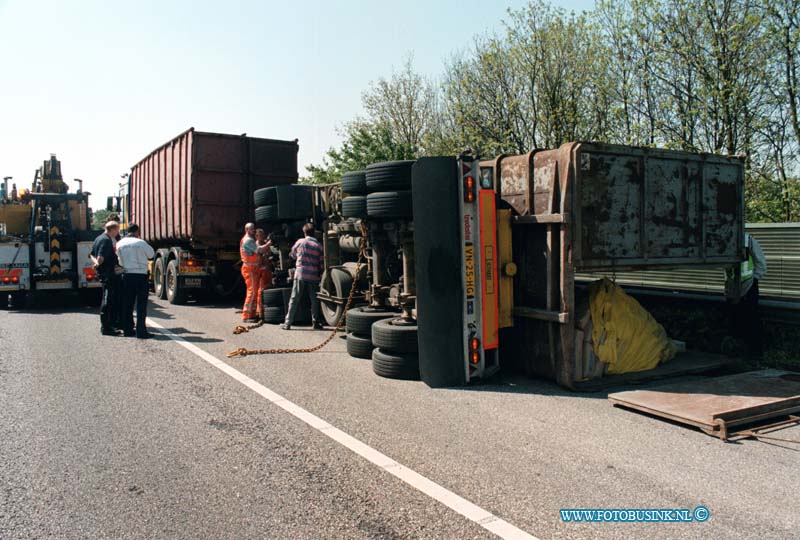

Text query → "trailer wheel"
[372,348,420,380]
[365,160,414,191]
[262,287,289,307]
[366,191,413,219]
[346,333,374,359]
[320,267,354,327]
[371,318,418,353]
[341,196,367,219]
[166,259,187,305]
[262,305,285,324]
[254,187,277,207]
[255,205,278,222]
[341,171,367,195]
[346,307,395,336]
[153,257,167,299]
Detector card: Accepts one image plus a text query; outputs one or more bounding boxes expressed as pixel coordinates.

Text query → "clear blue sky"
[0,0,594,207]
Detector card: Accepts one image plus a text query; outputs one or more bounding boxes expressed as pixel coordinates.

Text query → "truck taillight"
[469,337,480,364]
[464,175,475,203]
[11,276,18,284]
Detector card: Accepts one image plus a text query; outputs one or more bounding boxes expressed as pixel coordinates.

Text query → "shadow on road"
[150,327,223,344]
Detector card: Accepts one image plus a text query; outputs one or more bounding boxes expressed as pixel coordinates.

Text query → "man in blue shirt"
[90,221,121,336]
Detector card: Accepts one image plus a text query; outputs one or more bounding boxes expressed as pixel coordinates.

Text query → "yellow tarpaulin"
[589,278,677,374]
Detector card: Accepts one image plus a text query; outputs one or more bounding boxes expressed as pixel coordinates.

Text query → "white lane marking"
[148,320,538,540]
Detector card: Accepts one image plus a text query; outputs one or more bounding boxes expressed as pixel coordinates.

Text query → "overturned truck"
[413,143,745,388]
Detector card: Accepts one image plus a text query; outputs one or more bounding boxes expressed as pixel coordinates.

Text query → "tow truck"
[0,155,101,308]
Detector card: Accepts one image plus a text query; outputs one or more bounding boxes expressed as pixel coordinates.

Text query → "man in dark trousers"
[90,221,122,336]
[281,223,324,330]
[725,232,767,362]
[116,223,155,339]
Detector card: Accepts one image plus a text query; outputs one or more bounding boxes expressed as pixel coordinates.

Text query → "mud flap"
[412,157,468,387]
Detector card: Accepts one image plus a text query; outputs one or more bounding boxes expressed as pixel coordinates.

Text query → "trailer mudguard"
[412,157,468,387]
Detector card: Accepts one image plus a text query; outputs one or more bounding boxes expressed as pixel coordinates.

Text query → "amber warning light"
[464,176,475,203]
[469,337,481,364]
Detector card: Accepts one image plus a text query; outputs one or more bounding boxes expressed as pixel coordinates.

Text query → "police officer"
[90,221,122,336]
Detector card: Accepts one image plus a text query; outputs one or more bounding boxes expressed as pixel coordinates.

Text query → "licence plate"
[184,278,202,288]
[465,243,475,299]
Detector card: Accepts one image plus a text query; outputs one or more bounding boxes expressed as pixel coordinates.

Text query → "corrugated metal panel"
[577,223,800,300]
[130,128,298,247]
[571,143,745,269]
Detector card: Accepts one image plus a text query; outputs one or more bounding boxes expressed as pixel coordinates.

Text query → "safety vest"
[240,235,260,266]
[726,235,755,284]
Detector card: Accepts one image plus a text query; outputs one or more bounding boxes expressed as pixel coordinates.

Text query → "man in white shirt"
[116,223,155,339]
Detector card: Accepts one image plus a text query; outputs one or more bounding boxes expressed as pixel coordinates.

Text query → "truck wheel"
[365,160,414,191]
[372,348,420,380]
[346,307,395,336]
[346,333,374,359]
[366,191,413,219]
[9,291,26,310]
[254,187,277,207]
[341,171,367,195]
[341,196,367,219]
[262,305,285,324]
[255,205,278,222]
[371,318,418,353]
[78,288,102,307]
[320,267,354,327]
[166,259,187,305]
[153,257,167,299]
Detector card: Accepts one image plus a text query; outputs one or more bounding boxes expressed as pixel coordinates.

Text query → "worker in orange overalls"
[240,223,270,322]
[255,228,273,319]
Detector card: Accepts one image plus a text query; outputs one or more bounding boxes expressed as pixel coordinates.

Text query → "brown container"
[129,128,298,247]
[482,142,745,388]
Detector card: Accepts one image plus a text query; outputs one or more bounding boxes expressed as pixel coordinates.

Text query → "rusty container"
[129,128,298,248]
[485,142,745,388]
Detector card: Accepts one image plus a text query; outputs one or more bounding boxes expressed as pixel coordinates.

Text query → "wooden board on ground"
[608,369,800,438]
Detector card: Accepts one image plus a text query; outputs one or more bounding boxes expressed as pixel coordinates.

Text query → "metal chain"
[228,222,367,358]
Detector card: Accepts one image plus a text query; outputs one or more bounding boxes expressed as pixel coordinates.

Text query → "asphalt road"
[1,291,798,540]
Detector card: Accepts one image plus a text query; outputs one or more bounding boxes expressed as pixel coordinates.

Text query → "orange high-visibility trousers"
[241,265,261,321]
[255,266,272,318]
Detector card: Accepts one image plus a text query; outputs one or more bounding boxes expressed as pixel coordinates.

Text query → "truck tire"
[341,196,367,219]
[341,171,367,195]
[365,160,414,191]
[9,291,26,310]
[254,187,277,207]
[255,205,278,222]
[346,307,395,336]
[366,191,412,219]
[320,267,354,327]
[78,288,102,307]
[166,259,187,305]
[346,333,374,359]
[372,348,420,380]
[153,257,167,299]
[263,287,288,307]
[371,318,418,353]
[262,305,285,324]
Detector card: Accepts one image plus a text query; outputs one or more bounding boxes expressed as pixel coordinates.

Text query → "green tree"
[304,120,415,184]
[91,208,112,230]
